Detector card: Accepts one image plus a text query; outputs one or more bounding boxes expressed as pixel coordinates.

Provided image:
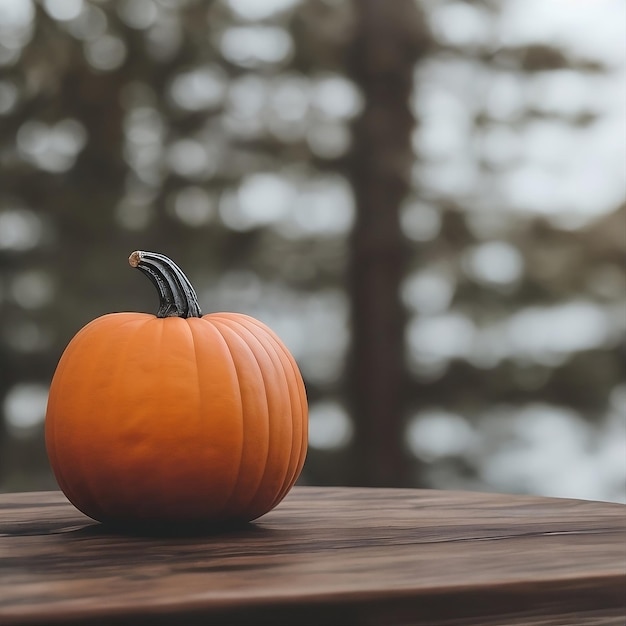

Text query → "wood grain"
[1,487,625,625]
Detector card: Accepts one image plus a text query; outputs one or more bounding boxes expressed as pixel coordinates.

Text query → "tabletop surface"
[1,486,625,626]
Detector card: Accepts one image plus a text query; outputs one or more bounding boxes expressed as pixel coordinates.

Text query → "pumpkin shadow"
[67,518,269,540]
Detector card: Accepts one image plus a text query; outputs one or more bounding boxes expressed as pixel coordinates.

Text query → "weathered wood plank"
[1,487,625,625]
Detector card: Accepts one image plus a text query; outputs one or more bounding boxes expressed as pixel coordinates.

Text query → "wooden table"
[1,487,625,625]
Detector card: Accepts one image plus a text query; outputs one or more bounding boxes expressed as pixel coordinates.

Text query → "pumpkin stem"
[129,251,202,319]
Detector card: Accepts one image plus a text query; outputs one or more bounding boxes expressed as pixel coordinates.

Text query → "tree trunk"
[344,0,429,486]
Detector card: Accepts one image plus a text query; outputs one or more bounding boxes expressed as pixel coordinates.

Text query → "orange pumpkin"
[45,251,308,526]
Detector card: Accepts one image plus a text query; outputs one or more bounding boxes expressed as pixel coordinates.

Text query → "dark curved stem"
[129,251,202,319]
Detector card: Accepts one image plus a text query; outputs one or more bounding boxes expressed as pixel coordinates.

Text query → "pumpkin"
[45,251,308,526]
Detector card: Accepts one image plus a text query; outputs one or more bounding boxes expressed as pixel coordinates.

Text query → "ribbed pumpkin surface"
[45,312,308,525]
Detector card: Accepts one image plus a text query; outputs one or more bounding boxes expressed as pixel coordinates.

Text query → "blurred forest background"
[0,0,624,503]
